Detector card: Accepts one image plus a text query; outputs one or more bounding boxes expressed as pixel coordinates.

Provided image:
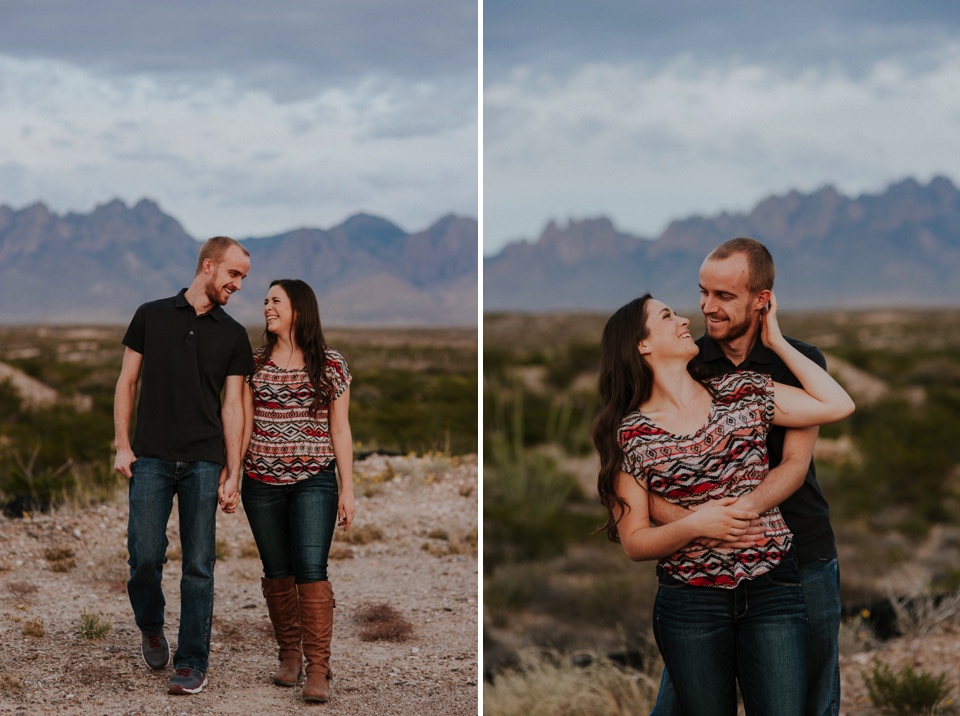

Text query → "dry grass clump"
[21,618,45,637]
[5,581,39,603]
[328,543,354,560]
[354,602,414,642]
[167,546,182,561]
[216,538,230,560]
[484,649,659,716]
[340,524,384,545]
[238,541,260,559]
[890,591,960,639]
[44,546,77,572]
[0,672,22,691]
[353,461,398,498]
[77,611,111,640]
[421,524,478,557]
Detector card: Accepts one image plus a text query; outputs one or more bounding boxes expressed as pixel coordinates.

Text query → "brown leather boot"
[297,580,335,703]
[261,576,303,687]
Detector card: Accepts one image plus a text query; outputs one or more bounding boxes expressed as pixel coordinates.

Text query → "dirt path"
[0,454,478,715]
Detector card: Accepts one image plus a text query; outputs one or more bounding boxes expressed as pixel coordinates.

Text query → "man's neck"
[183,282,214,316]
[717,322,761,368]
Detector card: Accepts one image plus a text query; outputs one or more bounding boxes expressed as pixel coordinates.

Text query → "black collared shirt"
[693,332,838,562]
[122,289,254,465]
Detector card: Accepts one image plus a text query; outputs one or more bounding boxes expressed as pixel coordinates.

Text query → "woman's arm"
[329,386,355,531]
[614,471,758,561]
[763,293,855,427]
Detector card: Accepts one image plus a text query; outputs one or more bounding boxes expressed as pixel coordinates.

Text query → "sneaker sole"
[168,677,208,695]
[141,644,170,671]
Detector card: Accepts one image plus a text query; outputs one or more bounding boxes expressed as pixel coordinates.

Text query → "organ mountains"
[0,199,477,326]
[484,176,960,312]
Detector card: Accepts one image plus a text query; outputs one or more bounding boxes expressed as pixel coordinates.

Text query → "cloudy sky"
[484,1,960,254]
[0,1,477,238]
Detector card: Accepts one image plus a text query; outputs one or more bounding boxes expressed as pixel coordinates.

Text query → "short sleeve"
[617,418,649,487]
[325,348,352,400]
[121,304,147,354]
[226,328,254,376]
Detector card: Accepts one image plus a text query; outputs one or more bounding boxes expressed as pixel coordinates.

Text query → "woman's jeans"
[650,557,840,716]
[242,471,339,583]
[127,457,220,673]
[652,555,808,716]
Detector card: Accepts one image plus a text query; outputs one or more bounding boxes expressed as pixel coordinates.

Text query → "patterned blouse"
[618,371,792,588]
[243,347,351,485]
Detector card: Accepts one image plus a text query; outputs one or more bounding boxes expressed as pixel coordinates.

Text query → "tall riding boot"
[298,580,335,703]
[261,576,303,686]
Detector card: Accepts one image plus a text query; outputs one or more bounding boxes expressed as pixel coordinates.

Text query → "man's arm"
[218,374,245,513]
[736,426,817,515]
[113,347,143,479]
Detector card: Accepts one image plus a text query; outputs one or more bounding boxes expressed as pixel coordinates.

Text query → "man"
[114,237,253,695]
[649,237,841,716]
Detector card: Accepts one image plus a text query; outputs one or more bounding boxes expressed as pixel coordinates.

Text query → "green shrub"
[77,611,112,640]
[863,660,951,715]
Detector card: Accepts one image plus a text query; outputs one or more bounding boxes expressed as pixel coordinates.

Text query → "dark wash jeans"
[127,457,220,673]
[652,554,808,716]
[241,471,338,583]
[651,557,840,716]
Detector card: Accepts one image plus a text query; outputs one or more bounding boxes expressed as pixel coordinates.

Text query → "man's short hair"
[195,236,249,275]
[707,237,775,293]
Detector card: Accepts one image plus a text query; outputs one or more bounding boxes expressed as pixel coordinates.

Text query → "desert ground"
[0,453,478,716]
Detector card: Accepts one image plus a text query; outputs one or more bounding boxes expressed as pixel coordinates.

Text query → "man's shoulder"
[782,335,825,364]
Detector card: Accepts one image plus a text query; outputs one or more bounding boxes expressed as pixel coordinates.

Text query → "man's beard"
[709,314,751,342]
[205,278,228,306]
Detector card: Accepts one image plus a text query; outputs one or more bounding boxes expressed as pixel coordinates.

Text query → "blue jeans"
[652,556,808,716]
[241,471,338,583]
[651,558,840,716]
[127,457,220,673]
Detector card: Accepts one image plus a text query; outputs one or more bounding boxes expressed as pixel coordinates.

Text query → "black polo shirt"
[693,333,838,563]
[122,289,254,465]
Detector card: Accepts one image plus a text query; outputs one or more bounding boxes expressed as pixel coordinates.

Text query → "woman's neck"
[644,360,702,413]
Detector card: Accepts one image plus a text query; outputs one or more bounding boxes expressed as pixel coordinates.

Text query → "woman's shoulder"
[617,410,660,444]
[324,345,348,366]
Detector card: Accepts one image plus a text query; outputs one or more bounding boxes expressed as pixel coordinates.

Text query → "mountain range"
[0,200,477,326]
[484,176,960,313]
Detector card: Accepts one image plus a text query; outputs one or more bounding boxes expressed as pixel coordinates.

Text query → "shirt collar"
[175,288,224,320]
[697,331,771,368]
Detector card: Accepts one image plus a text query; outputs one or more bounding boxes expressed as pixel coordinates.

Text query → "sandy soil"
[0,454,478,715]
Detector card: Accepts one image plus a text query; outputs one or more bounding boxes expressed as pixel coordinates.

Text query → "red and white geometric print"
[243,348,351,485]
[618,371,792,588]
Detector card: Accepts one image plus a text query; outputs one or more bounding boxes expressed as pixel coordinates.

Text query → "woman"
[237,278,355,703]
[593,293,853,716]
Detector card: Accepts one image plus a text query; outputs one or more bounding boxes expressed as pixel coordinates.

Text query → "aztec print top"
[243,347,351,485]
[618,371,792,588]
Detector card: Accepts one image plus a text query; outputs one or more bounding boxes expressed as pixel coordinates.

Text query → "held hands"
[688,496,760,544]
[760,291,786,350]
[218,468,240,514]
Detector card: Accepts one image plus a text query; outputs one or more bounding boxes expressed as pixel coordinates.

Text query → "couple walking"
[595,238,852,716]
[113,236,354,702]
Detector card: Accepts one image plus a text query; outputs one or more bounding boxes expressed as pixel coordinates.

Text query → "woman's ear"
[637,341,651,356]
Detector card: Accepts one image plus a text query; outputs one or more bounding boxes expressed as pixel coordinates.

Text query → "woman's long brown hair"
[253,279,336,415]
[592,294,654,543]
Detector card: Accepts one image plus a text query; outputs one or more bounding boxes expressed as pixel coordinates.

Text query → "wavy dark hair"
[592,294,714,542]
[253,279,336,415]
[592,295,654,543]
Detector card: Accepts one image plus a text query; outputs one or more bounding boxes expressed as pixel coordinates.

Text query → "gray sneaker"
[168,667,208,695]
[141,632,170,670]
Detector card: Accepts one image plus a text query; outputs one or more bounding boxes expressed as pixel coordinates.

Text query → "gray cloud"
[2,0,477,101]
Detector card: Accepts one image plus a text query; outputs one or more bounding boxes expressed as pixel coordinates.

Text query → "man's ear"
[754,289,772,312]
[201,258,215,275]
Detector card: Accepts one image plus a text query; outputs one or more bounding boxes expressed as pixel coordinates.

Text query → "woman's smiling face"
[264,283,295,336]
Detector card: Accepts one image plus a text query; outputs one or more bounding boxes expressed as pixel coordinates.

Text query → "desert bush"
[77,611,112,640]
[889,591,960,639]
[484,649,658,716]
[354,602,413,642]
[21,618,44,637]
[339,524,384,545]
[864,660,951,715]
[44,546,77,572]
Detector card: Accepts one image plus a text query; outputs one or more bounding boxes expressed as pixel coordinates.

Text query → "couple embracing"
[114,236,354,702]
[595,238,851,716]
